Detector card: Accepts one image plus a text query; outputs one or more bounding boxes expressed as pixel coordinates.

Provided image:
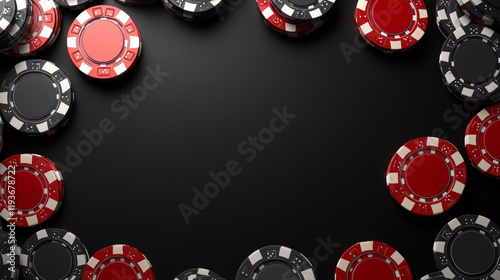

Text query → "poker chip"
[0,154,64,227]
[20,228,89,280]
[162,0,224,21]
[439,25,500,104]
[0,0,17,37]
[2,0,62,56]
[255,0,324,37]
[0,229,20,280]
[420,272,447,280]
[176,268,224,280]
[470,0,500,22]
[436,0,472,38]
[433,214,500,279]
[116,0,157,5]
[67,5,143,79]
[465,103,500,178]
[236,245,316,280]
[0,59,75,136]
[354,0,428,52]
[82,244,156,280]
[458,0,497,26]
[0,0,33,50]
[386,137,467,216]
[54,0,93,10]
[270,0,335,21]
[335,241,412,280]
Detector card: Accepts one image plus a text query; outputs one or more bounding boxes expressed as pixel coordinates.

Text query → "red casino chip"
[83,244,155,280]
[465,103,500,178]
[67,5,143,79]
[354,0,428,52]
[335,241,412,280]
[386,137,467,216]
[256,0,323,37]
[0,154,63,227]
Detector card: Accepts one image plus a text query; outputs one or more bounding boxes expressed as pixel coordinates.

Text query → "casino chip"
[176,268,224,280]
[67,5,143,79]
[162,0,224,21]
[355,0,428,52]
[457,0,497,26]
[386,137,467,216]
[439,25,500,104]
[420,272,447,280]
[20,228,89,280]
[436,0,472,38]
[54,0,93,10]
[2,0,62,56]
[83,244,155,280]
[465,103,500,178]
[0,0,17,38]
[433,214,500,279]
[469,0,500,22]
[335,241,412,280]
[236,245,316,280]
[0,229,20,280]
[0,59,75,136]
[116,0,157,6]
[0,154,64,227]
[270,0,335,21]
[0,0,33,51]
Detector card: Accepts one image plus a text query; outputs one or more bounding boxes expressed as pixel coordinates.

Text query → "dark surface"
[1,0,500,279]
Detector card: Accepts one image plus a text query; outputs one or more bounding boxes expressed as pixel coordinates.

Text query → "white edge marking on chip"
[454,28,466,39]
[411,27,424,41]
[210,0,221,5]
[452,181,465,194]
[285,23,296,32]
[386,173,399,184]
[0,92,7,104]
[39,0,53,12]
[357,0,367,11]
[15,61,27,74]
[397,146,411,159]
[477,109,490,121]
[77,10,92,24]
[419,9,427,19]
[301,268,315,280]
[87,257,99,269]
[448,218,460,230]
[46,198,58,211]
[390,40,402,50]
[113,245,124,255]
[36,122,49,133]
[59,78,71,94]
[44,170,57,184]
[441,267,455,279]
[248,249,263,265]
[444,71,455,84]
[390,250,404,265]
[461,87,474,98]
[437,10,447,21]
[336,259,349,272]
[21,154,33,164]
[67,37,77,48]
[138,259,152,273]
[490,269,500,280]
[116,10,131,24]
[279,246,292,258]
[360,22,373,36]
[481,27,494,37]
[262,7,273,20]
[40,25,53,39]
[476,215,490,227]
[57,102,70,116]
[19,254,28,266]
[478,159,491,172]
[26,215,39,227]
[485,82,498,93]
[464,135,476,146]
[451,151,464,166]
[401,197,415,211]
[0,163,6,174]
[79,62,92,75]
[0,209,10,221]
[198,269,209,275]
[431,203,443,215]
[36,229,49,239]
[427,137,439,147]
[64,232,76,245]
[184,2,197,12]
[440,51,450,62]
[433,241,445,253]
[0,19,9,31]
[114,63,127,76]
[42,61,57,74]
[310,8,322,19]
[282,5,294,17]
[130,36,140,49]
[77,254,87,266]
[360,241,373,252]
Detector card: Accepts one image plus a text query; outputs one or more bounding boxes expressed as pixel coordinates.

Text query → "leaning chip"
[436,0,472,38]
[0,0,17,38]
[270,0,335,21]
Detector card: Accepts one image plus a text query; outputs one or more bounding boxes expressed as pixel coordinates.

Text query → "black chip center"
[13,73,57,120]
[287,0,317,7]
[33,242,73,279]
[453,38,498,84]
[256,263,300,280]
[450,231,496,275]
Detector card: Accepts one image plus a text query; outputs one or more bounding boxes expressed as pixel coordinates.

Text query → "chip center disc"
[33,242,72,279]
[370,0,413,34]
[405,153,450,198]
[450,231,496,275]
[13,73,57,120]
[287,0,317,7]
[255,263,299,280]
[352,258,396,280]
[82,20,124,63]
[484,120,500,159]
[453,39,498,84]
[96,260,137,280]
[15,169,45,210]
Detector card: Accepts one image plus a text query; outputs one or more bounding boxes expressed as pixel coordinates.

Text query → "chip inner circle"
[404,151,451,199]
[12,73,57,120]
[14,168,45,211]
[32,242,73,279]
[453,38,498,84]
[369,0,413,34]
[81,19,125,64]
[483,119,500,160]
[255,263,297,280]
[450,230,497,275]
[351,258,396,280]
[95,259,137,279]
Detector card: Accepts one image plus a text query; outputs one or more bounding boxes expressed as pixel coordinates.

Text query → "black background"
[1,0,500,279]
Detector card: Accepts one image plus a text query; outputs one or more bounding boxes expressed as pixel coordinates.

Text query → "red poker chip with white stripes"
[335,241,412,280]
[386,137,467,216]
[465,103,500,178]
[83,244,155,280]
[67,5,142,79]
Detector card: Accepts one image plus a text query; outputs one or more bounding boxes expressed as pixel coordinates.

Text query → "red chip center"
[82,20,124,63]
[405,153,450,198]
[15,169,44,210]
[352,258,395,280]
[96,261,136,280]
[370,0,413,34]
[484,120,500,159]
